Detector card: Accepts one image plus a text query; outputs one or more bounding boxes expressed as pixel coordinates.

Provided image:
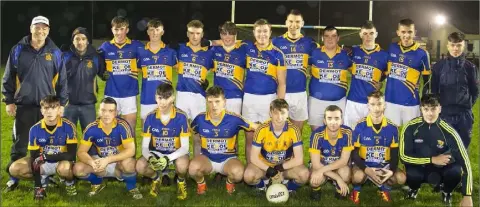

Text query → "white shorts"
[226,98,242,115]
[104,96,137,115]
[285,92,308,121]
[41,162,59,176]
[210,157,237,175]
[140,104,158,120]
[384,102,420,126]
[242,93,276,123]
[175,91,206,120]
[344,100,369,129]
[308,97,346,127]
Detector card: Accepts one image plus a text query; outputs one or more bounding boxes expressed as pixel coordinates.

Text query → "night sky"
[1,1,478,63]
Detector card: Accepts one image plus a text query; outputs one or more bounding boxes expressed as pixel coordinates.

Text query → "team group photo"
[0,1,478,206]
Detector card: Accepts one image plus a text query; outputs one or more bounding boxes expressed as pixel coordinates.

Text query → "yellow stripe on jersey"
[246,57,280,82]
[141,65,173,81]
[440,121,472,196]
[399,117,430,164]
[80,139,93,147]
[177,62,208,80]
[351,64,383,82]
[105,59,138,73]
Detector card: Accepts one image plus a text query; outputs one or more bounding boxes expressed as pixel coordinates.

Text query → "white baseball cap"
[31,16,50,26]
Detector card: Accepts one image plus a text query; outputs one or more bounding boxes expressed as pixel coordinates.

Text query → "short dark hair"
[253,18,271,29]
[219,21,237,35]
[324,105,342,118]
[447,32,465,43]
[206,86,225,99]
[187,20,204,29]
[156,83,174,99]
[367,90,384,100]
[420,94,441,107]
[398,18,415,27]
[288,9,303,18]
[361,20,376,30]
[147,18,164,29]
[40,95,60,107]
[270,99,289,112]
[111,16,129,27]
[100,97,117,109]
[322,25,338,36]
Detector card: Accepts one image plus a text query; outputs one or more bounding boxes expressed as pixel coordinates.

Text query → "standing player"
[243,99,309,194]
[175,20,214,156]
[8,95,77,200]
[98,16,144,137]
[308,25,352,131]
[384,19,431,126]
[211,21,247,115]
[309,105,353,200]
[73,98,143,199]
[189,86,257,195]
[242,19,287,162]
[272,9,318,133]
[344,21,388,129]
[136,84,190,200]
[350,91,406,204]
[137,19,177,122]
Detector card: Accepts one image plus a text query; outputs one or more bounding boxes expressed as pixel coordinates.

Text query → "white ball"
[266,184,289,203]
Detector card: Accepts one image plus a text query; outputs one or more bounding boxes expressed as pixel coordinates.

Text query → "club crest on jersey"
[224,54,230,62]
[328,62,333,68]
[437,140,444,148]
[152,55,158,63]
[86,60,93,69]
[45,53,52,61]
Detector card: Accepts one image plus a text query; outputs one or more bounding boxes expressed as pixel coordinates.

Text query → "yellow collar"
[110,37,132,48]
[360,44,381,54]
[186,42,208,52]
[397,41,420,53]
[255,41,274,51]
[41,117,63,134]
[283,32,304,42]
[366,115,388,128]
[98,118,118,129]
[222,40,243,53]
[321,45,342,59]
[324,128,343,140]
[156,107,177,120]
[205,110,226,126]
[145,41,165,54]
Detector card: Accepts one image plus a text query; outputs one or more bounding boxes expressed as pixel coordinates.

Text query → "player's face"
[41,103,60,122]
[220,32,236,47]
[111,25,129,43]
[447,41,465,57]
[147,26,164,42]
[396,24,415,46]
[155,94,174,113]
[323,30,339,49]
[368,97,386,118]
[421,105,441,124]
[187,27,204,46]
[324,110,342,133]
[270,108,289,126]
[253,25,271,45]
[73,34,88,53]
[207,95,226,117]
[30,23,49,41]
[99,103,117,125]
[360,28,377,45]
[285,14,304,36]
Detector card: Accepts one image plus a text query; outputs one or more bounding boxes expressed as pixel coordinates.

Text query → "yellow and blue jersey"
[272,33,318,93]
[137,42,177,105]
[347,44,389,104]
[309,46,352,101]
[142,107,190,154]
[211,41,248,99]
[98,38,144,98]
[28,118,77,162]
[385,42,431,106]
[353,115,399,167]
[81,118,134,157]
[244,41,286,95]
[191,110,253,162]
[176,43,214,96]
[309,125,353,165]
[253,120,302,166]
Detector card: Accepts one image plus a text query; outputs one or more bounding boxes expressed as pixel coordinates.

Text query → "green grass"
[1,67,478,206]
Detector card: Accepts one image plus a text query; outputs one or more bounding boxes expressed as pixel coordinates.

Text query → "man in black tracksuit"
[399,94,472,207]
[63,27,106,133]
[1,16,68,191]
[431,32,479,149]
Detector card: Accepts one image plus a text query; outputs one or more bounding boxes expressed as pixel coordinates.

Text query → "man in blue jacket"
[431,32,479,149]
[63,27,106,134]
[2,15,68,191]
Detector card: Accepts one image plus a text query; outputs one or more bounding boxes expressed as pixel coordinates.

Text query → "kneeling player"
[243,99,309,194]
[189,86,257,195]
[73,97,143,199]
[136,84,190,200]
[350,91,406,204]
[309,105,353,200]
[8,95,77,200]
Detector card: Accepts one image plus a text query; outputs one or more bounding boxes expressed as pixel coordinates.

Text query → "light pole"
[429,14,447,62]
